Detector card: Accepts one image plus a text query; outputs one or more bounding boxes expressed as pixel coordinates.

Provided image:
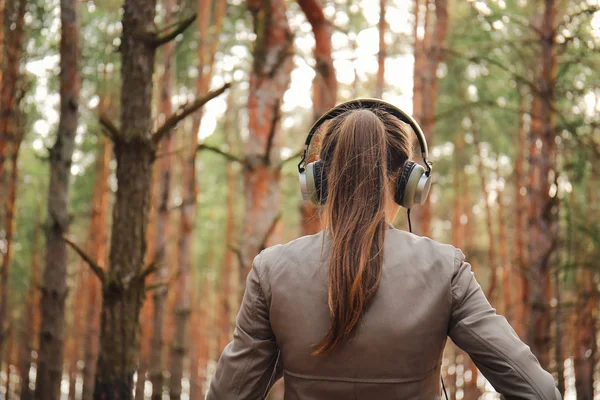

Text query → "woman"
[207,100,561,400]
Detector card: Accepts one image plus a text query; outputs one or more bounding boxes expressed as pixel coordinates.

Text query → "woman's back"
[207,100,559,400]
[207,226,560,399]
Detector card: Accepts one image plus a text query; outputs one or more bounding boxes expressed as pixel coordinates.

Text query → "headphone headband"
[298,98,432,174]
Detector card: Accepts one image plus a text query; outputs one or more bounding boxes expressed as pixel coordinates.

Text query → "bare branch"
[63,236,105,283]
[227,244,244,269]
[153,82,231,144]
[153,14,197,47]
[139,258,161,282]
[264,99,281,164]
[276,149,303,169]
[197,143,248,167]
[260,213,281,253]
[99,114,119,140]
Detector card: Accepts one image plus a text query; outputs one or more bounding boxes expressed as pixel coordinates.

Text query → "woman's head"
[313,107,413,355]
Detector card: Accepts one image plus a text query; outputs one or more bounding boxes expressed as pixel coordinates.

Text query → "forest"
[0,0,599,398]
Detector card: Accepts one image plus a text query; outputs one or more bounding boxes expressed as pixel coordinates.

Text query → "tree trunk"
[472,133,498,302]
[297,0,337,236]
[66,261,86,400]
[218,89,237,352]
[497,163,510,319]
[148,1,176,397]
[19,207,43,400]
[410,0,448,236]
[0,0,26,360]
[35,0,80,397]
[93,0,157,396]
[0,0,25,183]
[82,136,112,400]
[241,0,294,280]
[375,0,386,99]
[574,183,596,400]
[527,0,557,370]
[512,92,528,338]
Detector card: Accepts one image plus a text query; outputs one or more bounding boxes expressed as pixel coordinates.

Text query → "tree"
[239,0,294,276]
[410,0,448,236]
[527,0,558,369]
[81,135,112,400]
[35,0,80,396]
[148,1,177,397]
[297,0,337,235]
[59,0,230,396]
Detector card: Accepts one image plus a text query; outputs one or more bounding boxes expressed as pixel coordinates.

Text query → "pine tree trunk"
[241,0,294,280]
[297,0,336,236]
[35,0,80,397]
[0,0,26,360]
[512,92,527,338]
[219,89,237,352]
[82,136,111,400]
[2,138,21,399]
[527,0,557,369]
[410,0,448,236]
[94,0,157,396]
[497,165,510,319]
[66,264,85,400]
[19,207,42,400]
[472,132,498,302]
[375,0,386,99]
[574,182,596,400]
[148,1,176,396]
[0,0,25,183]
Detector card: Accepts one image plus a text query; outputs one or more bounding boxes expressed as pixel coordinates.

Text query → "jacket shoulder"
[386,226,460,262]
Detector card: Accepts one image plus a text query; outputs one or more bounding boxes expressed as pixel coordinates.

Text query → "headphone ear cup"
[305,160,327,205]
[395,161,417,208]
[395,161,431,209]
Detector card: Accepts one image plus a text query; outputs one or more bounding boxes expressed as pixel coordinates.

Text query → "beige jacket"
[207,225,561,400]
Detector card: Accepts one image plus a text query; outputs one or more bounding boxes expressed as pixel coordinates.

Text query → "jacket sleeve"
[448,249,561,400]
[207,251,282,400]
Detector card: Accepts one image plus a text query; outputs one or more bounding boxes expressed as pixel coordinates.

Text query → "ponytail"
[313,109,391,355]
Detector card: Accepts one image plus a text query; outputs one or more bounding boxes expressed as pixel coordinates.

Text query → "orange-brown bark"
[512,93,527,338]
[81,135,111,400]
[18,206,43,400]
[527,0,557,369]
[410,0,448,236]
[297,0,337,235]
[148,1,176,396]
[35,0,80,397]
[0,0,25,182]
[241,0,294,279]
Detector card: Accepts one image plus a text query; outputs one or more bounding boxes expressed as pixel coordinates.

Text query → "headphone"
[298,98,433,209]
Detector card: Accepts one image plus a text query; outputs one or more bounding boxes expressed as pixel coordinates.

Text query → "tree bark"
[148,1,176,397]
[218,89,237,352]
[512,92,528,338]
[240,0,293,282]
[0,0,25,183]
[410,0,448,236]
[18,206,43,400]
[81,136,112,400]
[574,182,596,400]
[527,0,557,370]
[35,0,80,397]
[297,0,337,236]
[93,0,157,396]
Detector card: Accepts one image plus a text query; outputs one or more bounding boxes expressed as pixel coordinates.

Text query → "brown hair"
[313,107,413,355]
